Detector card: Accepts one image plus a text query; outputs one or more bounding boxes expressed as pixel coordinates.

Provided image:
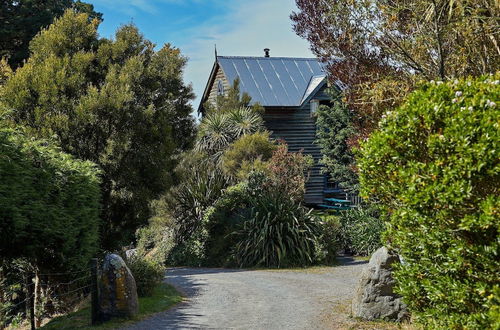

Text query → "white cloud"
[176,0,313,112]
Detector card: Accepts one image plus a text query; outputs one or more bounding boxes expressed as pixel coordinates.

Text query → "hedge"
[358,74,499,328]
[0,128,101,272]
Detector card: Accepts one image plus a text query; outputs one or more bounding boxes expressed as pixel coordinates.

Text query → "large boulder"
[351,247,408,322]
[98,253,139,321]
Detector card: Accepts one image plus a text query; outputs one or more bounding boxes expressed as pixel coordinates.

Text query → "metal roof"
[216,56,326,107]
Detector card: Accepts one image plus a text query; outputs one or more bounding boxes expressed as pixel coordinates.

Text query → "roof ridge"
[217,55,319,61]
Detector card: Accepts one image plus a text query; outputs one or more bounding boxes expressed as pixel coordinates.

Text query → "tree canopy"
[1,10,195,249]
[0,0,102,69]
[292,0,499,136]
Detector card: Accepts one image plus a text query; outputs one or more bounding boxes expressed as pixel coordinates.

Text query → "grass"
[40,283,183,329]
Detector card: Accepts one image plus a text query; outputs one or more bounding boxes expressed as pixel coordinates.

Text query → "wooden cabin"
[199,51,337,206]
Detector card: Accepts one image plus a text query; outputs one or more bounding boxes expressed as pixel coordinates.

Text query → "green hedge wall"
[358,74,499,328]
[0,128,101,272]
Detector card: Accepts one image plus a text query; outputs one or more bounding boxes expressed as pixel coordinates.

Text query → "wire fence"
[0,261,98,330]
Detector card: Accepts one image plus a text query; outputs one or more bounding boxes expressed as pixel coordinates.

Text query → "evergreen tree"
[0,1,101,69]
[2,10,195,249]
[315,91,357,192]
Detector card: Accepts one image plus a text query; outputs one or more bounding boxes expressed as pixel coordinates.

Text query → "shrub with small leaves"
[126,257,165,297]
[358,74,500,328]
[338,206,384,256]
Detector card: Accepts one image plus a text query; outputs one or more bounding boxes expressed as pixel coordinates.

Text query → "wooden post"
[26,273,35,330]
[91,258,99,325]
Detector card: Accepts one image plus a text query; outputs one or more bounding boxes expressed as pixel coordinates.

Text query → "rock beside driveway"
[98,253,139,321]
[351,247,409,322]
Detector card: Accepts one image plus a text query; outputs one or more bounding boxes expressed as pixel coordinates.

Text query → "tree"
[291,0,499,137]
[0,1,101,69]
[1,10,195,249]
[358,75,499,327]
[315,91,357,191]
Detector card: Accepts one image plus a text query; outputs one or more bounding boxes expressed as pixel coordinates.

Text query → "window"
[310,99,319,116]
[217,80,224,96]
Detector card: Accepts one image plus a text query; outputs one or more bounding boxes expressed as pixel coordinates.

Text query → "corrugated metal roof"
[217,56,326,107]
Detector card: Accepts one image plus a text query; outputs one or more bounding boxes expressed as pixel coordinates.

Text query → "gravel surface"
[123,257,368,330]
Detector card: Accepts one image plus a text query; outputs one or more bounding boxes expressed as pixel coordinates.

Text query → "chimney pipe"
[264,48,270,57]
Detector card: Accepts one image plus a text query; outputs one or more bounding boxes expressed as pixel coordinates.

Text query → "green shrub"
[0,127,100,272]
[135,224,175,265]
[202,183,251,266]
[358,74,500,328]
[232,194,321,268]
[316,213,342,264]
[127,257,165,297]
[338,206,384,256]
[167,230,207,267]
[221,131,276,180]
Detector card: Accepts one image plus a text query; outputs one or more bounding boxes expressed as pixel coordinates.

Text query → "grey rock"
[351,247,409,322]
[98,253,139,321]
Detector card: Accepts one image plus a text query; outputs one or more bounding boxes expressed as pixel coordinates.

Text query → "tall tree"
[315,91,357,192]
[0,0,101,69]
[1,10,195,249]
[292,0,499,137]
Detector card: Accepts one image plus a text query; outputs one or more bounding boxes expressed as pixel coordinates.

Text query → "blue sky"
[87,0,313,110]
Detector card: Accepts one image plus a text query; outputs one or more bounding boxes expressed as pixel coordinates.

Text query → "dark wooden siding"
[263,105,324,205]
[207,65,230,105]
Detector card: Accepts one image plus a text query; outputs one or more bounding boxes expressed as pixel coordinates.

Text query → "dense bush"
[221,131,276,180]
[337,206,384,256]
[0,127,100,272]
[232,193,321,268]
[135,224,175,265]
[127,257,165,297]
[358,75,499,328]
[202,183,251,266]
[265,143,313,202]
[315,213,342,264]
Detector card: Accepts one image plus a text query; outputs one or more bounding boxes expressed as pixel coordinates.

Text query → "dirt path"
[123,257,368,329]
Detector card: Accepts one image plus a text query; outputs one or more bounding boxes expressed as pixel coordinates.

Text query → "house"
[199,49,339,205]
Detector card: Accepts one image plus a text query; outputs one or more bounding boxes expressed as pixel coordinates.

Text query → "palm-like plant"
[227,107,264,137]
[196,112,233,156]
[196,107,264,157]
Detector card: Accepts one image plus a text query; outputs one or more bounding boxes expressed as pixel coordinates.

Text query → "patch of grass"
[41,283,183,329]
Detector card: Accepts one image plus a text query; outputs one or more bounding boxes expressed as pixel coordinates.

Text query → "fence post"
[26,273,35,330]
[91,258,99,325]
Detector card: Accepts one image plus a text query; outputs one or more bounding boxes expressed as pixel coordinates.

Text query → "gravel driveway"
[123,257,367,330]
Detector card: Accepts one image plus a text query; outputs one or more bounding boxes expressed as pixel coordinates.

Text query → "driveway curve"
[123,257,367,329]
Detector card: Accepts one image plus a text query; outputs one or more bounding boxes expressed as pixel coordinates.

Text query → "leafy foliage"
[338,207,383,256]
[135,224,175,266]
[315,91,357,191]
[232,193,321,268]
[358,74,499,328]
[2,10,195,248]
[315,213,342,264]
[266,143,313,203]
[126,257,165,297]
[292,0,499,137]
[0,1,102,68]
[167,154,229,244]
[196,107,264,158]
[0,127,100,272]
[221,131,276,180]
